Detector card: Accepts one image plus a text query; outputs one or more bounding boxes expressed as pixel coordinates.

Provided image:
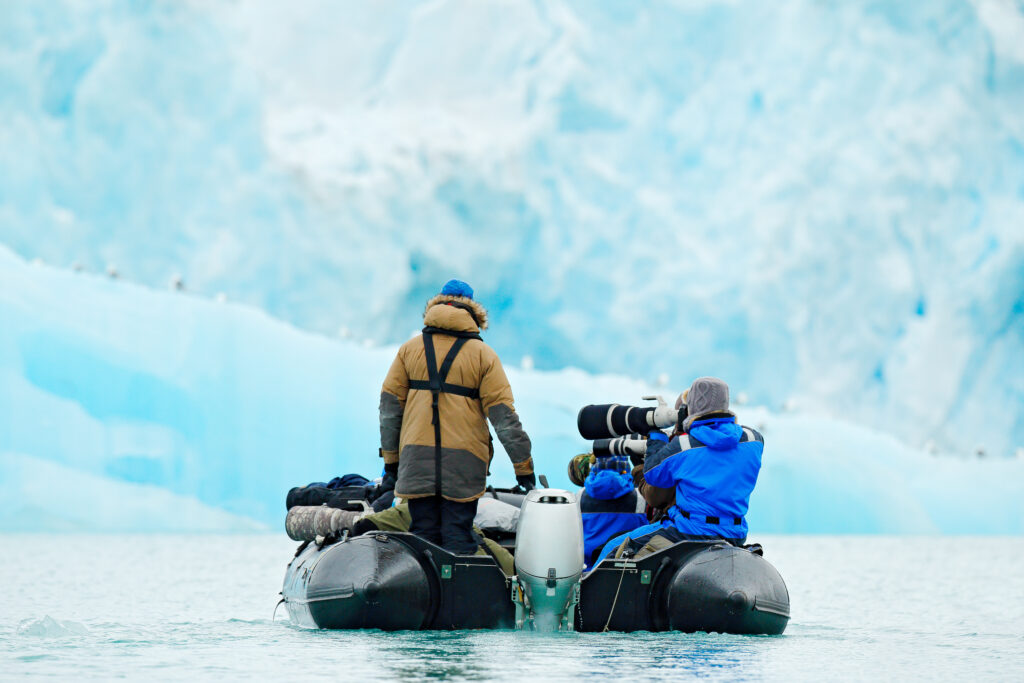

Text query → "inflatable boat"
[281,488,790,634]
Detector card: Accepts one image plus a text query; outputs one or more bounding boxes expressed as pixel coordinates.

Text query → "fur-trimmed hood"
[423,294,489,331]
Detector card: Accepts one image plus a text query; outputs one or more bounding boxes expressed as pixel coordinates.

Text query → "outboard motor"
[512,489,584,631]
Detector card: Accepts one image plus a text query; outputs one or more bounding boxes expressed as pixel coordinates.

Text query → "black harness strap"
[680,510,743,526]
[418,332,476,497]
[407,381,479,398]
[405,327,481,397]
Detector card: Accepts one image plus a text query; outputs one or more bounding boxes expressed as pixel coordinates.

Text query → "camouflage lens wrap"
[568,453,595,487]
[285,506,362,541]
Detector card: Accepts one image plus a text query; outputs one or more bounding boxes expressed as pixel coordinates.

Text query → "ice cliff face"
[1,247,1022,533]
[0,0,1022,461]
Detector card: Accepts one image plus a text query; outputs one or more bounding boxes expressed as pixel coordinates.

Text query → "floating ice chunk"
[17,616,89,638]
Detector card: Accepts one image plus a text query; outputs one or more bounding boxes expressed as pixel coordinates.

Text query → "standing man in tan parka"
[379,279,535,555]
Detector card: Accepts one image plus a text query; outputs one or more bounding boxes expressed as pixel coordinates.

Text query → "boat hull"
[282,533,789,634]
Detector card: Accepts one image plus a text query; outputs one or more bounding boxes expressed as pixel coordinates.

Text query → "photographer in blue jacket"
[569,453,648,570]
[590,376,764,568]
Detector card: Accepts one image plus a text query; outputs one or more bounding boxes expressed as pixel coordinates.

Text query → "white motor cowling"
[512,488,584,631]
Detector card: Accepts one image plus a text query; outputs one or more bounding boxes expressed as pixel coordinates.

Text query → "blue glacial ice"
[0,1,1022,462]
[1,246,1021,533]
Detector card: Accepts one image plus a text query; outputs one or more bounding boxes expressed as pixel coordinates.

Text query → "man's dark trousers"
[408,496,479,555]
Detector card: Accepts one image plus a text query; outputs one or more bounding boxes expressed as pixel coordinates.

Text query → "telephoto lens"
[577,404,656,439]
[592,435,646,457]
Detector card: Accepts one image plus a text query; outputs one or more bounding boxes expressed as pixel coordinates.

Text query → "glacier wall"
[1,246,1021,533]
[1,1,1023,461]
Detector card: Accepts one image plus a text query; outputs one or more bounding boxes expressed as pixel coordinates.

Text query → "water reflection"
[324,629,786,680]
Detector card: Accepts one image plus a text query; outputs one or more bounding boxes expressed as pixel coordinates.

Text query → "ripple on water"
[16,654,59,662]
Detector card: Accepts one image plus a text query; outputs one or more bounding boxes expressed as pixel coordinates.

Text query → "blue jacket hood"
[689,417,743,450]
[584,469,635,500]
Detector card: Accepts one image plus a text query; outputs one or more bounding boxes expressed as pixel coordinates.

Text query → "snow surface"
[0,1,1021,461]
[1,247,1020,533]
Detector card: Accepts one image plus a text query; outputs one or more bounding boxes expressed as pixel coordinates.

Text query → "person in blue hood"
[575,454,648,570]
[590,377,764,568]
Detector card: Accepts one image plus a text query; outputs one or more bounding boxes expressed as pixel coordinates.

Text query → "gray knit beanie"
[681,376,735,431]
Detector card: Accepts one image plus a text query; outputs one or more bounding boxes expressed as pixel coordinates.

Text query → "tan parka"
[379,295,533,502]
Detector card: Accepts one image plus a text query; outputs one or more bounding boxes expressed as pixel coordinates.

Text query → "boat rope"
[601,560,629,632]
[272,597,285,622]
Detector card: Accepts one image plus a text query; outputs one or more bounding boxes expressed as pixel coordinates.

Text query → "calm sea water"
[1,535,1021,681]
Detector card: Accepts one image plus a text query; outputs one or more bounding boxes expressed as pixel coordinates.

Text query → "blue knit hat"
[440,279,473,300]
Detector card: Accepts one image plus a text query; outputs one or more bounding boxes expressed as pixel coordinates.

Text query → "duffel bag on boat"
[285,485,372,511]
